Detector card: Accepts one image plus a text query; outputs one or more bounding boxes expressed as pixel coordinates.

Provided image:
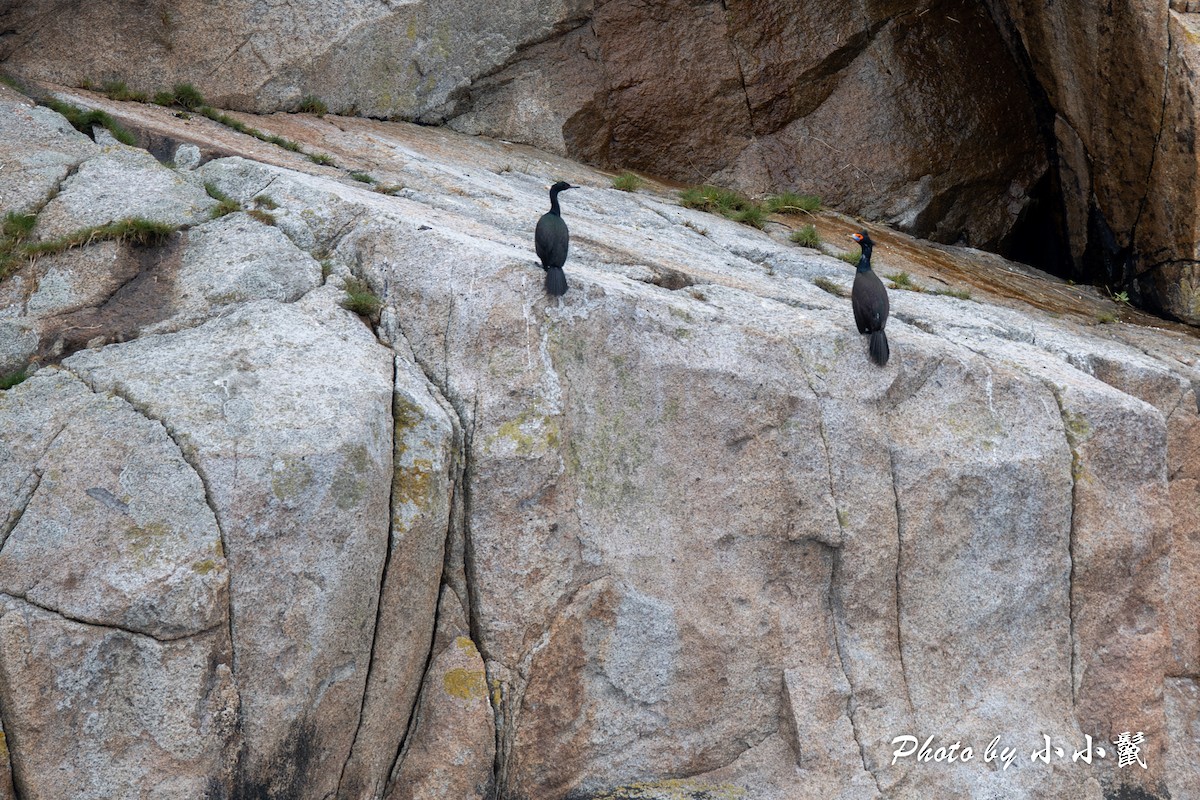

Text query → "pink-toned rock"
[387,587,495,800]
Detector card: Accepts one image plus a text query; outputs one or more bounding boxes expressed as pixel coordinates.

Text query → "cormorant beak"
[850,233,863,243]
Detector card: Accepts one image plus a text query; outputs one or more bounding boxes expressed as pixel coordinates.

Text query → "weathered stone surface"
[0,2,1045,253]
[987,0,1200,322]
[0,86,97,217]
[0,0,589,119]
[0,597,237,800]
[0,87,1195,800]
[0,376,227,640]
[448,0,1046,252]
[338,355,459,800]
[33,140,215,239]
[0,370,236,799]
[387,587,495,800]
[144,211,322,333]
[65,296,396,798]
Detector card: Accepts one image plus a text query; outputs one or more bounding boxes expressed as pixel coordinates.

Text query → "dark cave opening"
[999,168,1075,280]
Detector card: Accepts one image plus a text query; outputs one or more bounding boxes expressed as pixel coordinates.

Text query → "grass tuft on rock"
[101,80,149,103]
[765,192,822,215]
[813,277,847,298]
[680,185,767,229]
[612,172,644,192]
[341,276,382,318]
[349,171,375,184]
[42,98,136,146]
[0,211,38,280]
[247,208,277,226]
[23,218,176,258]
[170,83,206,111]
[0,368,28,391]
[297,95,328,116]
[790,224,821,248]
[309,153,337,167]
[205,183,241,219]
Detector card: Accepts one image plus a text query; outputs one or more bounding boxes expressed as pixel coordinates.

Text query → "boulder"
[0,369,237,799]
[65,295,397,798]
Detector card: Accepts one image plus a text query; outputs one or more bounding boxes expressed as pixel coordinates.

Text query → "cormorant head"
[550,181,576,194]
[850,230,873,248]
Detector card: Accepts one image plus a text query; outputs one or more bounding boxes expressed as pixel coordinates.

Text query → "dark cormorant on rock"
[535,181,575,296]
[850,230,890,366]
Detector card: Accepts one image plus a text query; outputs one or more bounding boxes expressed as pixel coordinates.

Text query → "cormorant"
[535,181,576,296]
[850,230,889,366]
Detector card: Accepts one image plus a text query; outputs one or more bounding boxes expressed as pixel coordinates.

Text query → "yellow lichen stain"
[1060,408,1092,482]
[394,397,424,458]
[455,635,479,658]
[432,22,452,58]
[443,667,487,700]
[0,730,8,760]
[271,458,313,503]
[394,457,433,508]
[125,521,169,564]
[192,559,217,575]
[1062,409,1091,442]
[490,677,503,708]
[490,407,560,457]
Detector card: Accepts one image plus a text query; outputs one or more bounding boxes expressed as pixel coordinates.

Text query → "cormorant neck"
[856,247,873,273]
[549,189,563,217]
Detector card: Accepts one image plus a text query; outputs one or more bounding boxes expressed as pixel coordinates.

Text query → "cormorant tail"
[869,330,889,366]
[545,266,568,296]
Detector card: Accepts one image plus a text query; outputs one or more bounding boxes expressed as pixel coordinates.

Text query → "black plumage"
[535,181,575,296]
[850,230,890,366]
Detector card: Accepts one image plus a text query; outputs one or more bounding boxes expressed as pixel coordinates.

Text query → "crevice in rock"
[1048,386,1081,708]
[59,365,241,680]
[1,412,76,551]
[339,356,421,800]
[885,444,912,712]
[458,393,507,799]
[718,0,758,139]
[826,545,885,798]
[0,470,40,554]
[386,291,491,791]
[381,605,444,799]
[0,590,222,643]
[1126,18,1174,289]
[381,502,465,798]
[322,211,370,261]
